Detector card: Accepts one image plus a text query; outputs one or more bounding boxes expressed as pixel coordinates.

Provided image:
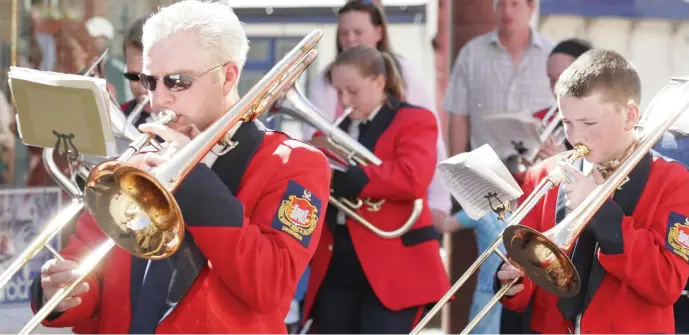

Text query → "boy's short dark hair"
[555,49,641,108]
[123,16,148,55]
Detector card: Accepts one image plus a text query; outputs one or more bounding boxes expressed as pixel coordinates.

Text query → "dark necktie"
[128,259,174,333]
[358,121,369,139]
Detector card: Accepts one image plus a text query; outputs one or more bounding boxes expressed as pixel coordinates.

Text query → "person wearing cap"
[85,16,130,104]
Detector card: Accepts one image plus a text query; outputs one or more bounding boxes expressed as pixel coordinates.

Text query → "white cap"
[86,16,114,40]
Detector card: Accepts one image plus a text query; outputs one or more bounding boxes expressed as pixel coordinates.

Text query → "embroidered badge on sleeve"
[666,211,689,262]
[271,180,322,248]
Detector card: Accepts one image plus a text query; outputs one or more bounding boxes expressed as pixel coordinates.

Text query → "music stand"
[7,67,117,163]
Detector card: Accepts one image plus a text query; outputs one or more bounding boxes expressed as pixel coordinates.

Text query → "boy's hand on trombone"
[497,262,525,296]
[559,162,604,210]
[40,259,90,312]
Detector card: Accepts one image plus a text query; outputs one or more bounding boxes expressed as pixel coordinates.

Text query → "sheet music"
[8,66,117,157]
[483,111,542,158]
[437,144,523,220]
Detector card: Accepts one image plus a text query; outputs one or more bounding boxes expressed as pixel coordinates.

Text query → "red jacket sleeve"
[331,108,438,201]
[33,212,107,328]
[591,169,689,306]
[172,139,331,313]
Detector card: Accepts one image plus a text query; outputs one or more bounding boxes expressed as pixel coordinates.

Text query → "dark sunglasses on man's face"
[139,63,227,92]
[123,72,140,82]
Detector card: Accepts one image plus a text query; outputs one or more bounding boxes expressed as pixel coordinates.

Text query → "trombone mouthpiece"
[156,109,178,124]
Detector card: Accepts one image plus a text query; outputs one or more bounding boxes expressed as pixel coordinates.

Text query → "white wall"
[539,15,689,113]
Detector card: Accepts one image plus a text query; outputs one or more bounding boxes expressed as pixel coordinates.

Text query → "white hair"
[142,0,249,71]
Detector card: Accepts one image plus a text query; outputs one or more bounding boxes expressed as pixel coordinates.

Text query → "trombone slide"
[410,144,589,335]
[0,201,84,291]
[20,239,116,335]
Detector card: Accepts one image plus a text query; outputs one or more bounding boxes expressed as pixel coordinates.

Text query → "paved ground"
[1,304,447,334]
[0,305,73,334]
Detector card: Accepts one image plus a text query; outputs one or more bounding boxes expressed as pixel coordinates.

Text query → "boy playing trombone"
[496,49,689,333]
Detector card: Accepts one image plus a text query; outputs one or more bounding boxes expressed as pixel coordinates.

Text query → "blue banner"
[0,187,62,306]
[541,0,689,20]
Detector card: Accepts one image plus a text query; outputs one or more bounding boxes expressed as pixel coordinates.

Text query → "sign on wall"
[0,187,62,306]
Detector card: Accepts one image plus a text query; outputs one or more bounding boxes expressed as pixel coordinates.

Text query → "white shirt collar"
[362,103,383,123]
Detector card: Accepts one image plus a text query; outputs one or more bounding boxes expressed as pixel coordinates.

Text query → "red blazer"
[303,100,451,318]
[31,122,331,334]
[501,151,689,334]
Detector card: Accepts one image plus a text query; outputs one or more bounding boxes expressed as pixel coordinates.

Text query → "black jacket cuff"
[493,260,504,295]
[331,165,369,199]
[30,275,64,321]
[589,199,625,254]
[174,164,244,227]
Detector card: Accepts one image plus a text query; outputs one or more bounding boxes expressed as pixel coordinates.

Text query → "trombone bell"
[502,225,580,297]
[83,161,184,259]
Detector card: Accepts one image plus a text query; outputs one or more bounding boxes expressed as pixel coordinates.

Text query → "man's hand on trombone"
[40,259,90,312]
[134,117,201,169]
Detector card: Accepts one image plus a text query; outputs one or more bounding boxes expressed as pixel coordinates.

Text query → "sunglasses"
[139,63,227,92]
[123,72,140,82]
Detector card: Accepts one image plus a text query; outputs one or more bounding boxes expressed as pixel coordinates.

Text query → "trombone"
[272,84,422,238]
[412,76,689,335]
[19,29,323,334]
[410,143,590,335]
[502,76,689,298]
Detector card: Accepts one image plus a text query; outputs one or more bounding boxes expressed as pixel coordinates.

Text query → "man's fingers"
[69,282,90,297]
[506,284,525,296]
[42,269,82,287]
[42,259,79,275]
[139,123,185,143]
[55,297,82,312]
[144,152,168,167]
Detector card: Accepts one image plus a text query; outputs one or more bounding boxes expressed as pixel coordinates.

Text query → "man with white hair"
[29,1,331,333]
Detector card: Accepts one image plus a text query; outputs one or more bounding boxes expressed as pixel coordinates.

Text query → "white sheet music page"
[437,144,524,220]
[483,111,542,158]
